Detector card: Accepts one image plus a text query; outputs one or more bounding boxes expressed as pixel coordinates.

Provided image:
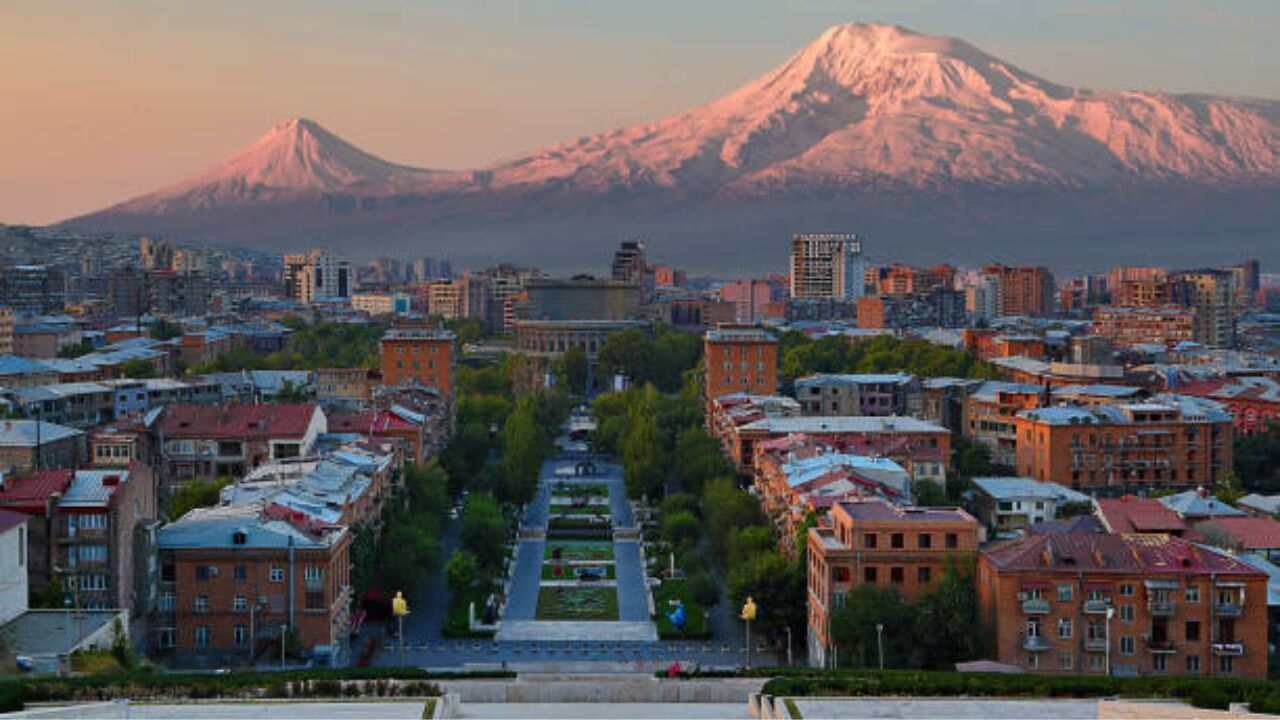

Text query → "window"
[917,533,932,549]
[1186,655,1200,673]
[1088,653,1104,671]
[917,567,931,584]
[864,567,877,584]
[1026,653,1039,670]
[194,595,209,613]
[233,594,247,612]
[270,565,285,583]
[158,628,175,649]
[1153,653,1168,673]
[1119,583,1134,597]
[1119,636,1135,655]
[304,565,324,583]
[890,567,904,585]
[1058,652,1073,671]
[862,533,877,549]
[833,592,847,609]
[1218,655,1234,675]
[234,564,246,581]
[195,565,210,581]
[1185,620,1200,642]
[1057,618,1073,639]
[1185,586,1200,604]
[890,533,904,549]
[234,625,248,648]
[1117,605,1134,622]
[306,591,325,610]
[159,592,175,612]
[194,625,210,649]
[945,533,958,549]
[1057,584,1073,602]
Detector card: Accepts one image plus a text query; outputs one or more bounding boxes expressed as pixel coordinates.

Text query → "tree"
[672,426,731,496]
[166,477,231,519]
[501,397,546,505]
[1057,500,1095,518]
[406,461,450,518]
[379,518,441,594]
[910,560,988,669]
[913,480,949,507]
[622,389,665,498]
[660,510,701,554]
[556,345,589,395]
[120,358,157,379]
[1234,422,1280,493]
[1215,470,1246,505]
[445,550,479,594]
[461,493,508,572]
[149,319,183,341]
[702,478,763,564]
[273,378,310,403]
[726,551,805,639]
[829,584,915,669]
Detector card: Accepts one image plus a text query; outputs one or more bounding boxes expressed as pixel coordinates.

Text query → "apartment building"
[963,381,1043,468]
[1176,377,1280,436]
[155,504,351,662]
[158,404,328,486]
[789,234,865,301]
[378,327,455,396]
[807,499,980,667]
[983,264,1056,317]
[971,477,1091,536]
[1092,306,1195,349]
[315,367,378,410]
[977,533,1268,678]
[795,373,921,417]
[0,419,86,474]
[1013,395,1233,491]
[703,325,778,400]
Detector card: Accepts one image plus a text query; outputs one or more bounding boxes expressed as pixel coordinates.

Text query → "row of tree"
[777,333,999,381]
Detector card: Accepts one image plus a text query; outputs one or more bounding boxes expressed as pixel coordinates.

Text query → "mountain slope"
[63,23,1280,271]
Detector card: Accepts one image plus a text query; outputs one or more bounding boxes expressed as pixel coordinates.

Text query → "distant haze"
[2,0,1279,225]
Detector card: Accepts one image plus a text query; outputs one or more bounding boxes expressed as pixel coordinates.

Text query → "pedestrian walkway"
[498,621,657,642]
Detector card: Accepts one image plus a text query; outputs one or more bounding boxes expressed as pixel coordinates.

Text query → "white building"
[971,476,1092,536]
[0,508,29,625]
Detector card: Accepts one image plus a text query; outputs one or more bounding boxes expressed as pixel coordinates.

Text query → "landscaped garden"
[535,586,620,621]
[652,577,712,639]
[543,540,614,562]
[541,562,616,581]
[549,503,609,517]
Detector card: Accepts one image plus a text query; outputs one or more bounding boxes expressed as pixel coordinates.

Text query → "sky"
[2,0,1278,224]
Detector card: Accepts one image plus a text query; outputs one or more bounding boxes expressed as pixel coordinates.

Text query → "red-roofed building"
[328,410,424,464]
[158,404,327,489]
[978,533,1268,678]
[1178,378,1280,436]
[806,499,980,667]
[0,469,73,592]
[1196,517,1280,561]
[1096,495,1190,537]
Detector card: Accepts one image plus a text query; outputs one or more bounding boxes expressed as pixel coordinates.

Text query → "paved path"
[497,621,657,642]
[613,540,650,622]
[502,540,546,623]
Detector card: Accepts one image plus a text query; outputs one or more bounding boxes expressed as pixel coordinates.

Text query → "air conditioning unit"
[208,565,219,577]
[1017,591,1030,601]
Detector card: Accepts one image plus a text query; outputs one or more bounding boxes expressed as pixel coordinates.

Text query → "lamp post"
[740,596,758,671]
[280,625,287,670]
[392,591,410,667]
[249,599,267,667]
[784,625,793,667]
[1104,607,1115,676]
[876,623,885,670]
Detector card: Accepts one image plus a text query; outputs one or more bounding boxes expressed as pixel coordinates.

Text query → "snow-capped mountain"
[63,23,1280,271]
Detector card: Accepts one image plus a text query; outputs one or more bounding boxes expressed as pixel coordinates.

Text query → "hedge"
[749,669,1280,714]
[0,666,516,710]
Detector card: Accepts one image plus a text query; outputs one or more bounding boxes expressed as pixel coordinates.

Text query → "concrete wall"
[437,675,765,704]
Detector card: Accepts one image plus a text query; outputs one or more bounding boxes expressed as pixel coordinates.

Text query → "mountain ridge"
[62,22,1280,271]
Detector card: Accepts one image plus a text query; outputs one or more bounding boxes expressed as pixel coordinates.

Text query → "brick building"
[155,504,351,662]
[794,373,921,417]
[983,264,1056,317]
[0,469,73,593]
[0,419,86,474]
[977,533,1268,678]
[378,327,455,396]
[807,499,980,667]
[1176,377,1280,436]
[703,325,778,400]
[1013,395,1233,492]
[157,404,327,487]
[1091,306,1195,349]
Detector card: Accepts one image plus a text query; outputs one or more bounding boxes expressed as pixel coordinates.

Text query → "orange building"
[807,499,980,667]
[1092,306,1195,349]
[985,264,1056,317]
[855,296,887,329]
[379,327,455,395]
[1014,396,1233,491]
[977,533,1268,678]
[703,325,778,399]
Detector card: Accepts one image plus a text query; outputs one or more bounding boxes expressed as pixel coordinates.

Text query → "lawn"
[653,578,712,639]
[541,562,617,580]
[549,504,610,517]
[442,585,497,638]
[551,482,608,497]
[543,540,614,562]
[536,586,619,621]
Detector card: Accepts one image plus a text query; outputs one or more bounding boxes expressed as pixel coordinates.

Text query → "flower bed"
[543,540,615,562]
[541,562,617,580]
[535,586,620,621]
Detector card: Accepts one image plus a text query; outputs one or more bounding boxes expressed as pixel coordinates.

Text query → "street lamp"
[392,591,410,667]
[249,599,268,667]
[740,596,758,671]
[876,623,885,670]
[784,625,793,667]
[1104,607,1115,676]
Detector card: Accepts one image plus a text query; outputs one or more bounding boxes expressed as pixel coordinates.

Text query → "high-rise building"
[611,241,647,285]
[789,233,865,301]
[426,279,464,320]
[0,265,66,315]
[719,279,776,324]
[379,327,456,395]
[1171,269,1237,348]
[0,307,13,355]
[983,264,1056,317]
[703,325,778,399]
[139,237,174,270]
[282,250,353,304]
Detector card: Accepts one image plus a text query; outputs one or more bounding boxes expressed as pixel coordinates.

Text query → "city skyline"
[3,0,1279,224]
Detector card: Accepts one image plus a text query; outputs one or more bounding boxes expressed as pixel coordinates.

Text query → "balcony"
[1146,600,1176,616]
[1021,599,1050,615]
[1214,603,1242,617]
[1022,634,1051,652]
[1084,637,1108,652]
[1083,599,1112,614]
[1144,638,1176,654]
[1211,642,1244,656]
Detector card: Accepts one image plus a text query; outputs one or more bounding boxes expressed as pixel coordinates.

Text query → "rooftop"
[159,403,321,439]
[1196,516,1280,549]
[0,469,73,511]
[1238,493,1280,516]
[982,532,1264,576]
[1159,489,1247,519]
[796,372,915,386]
[1,610,125,658]
[972,477,1091,503]
[0,420,83,448]
[1096,495,1187,534]
[157,504,344,550]
[60,469,133,509]
[742,415,947,435]
[837,498,974,524]
[381,327,456,341]
[705,326,776,343]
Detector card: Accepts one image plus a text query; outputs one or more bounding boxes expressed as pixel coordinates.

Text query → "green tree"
[445,550,479,594]
[406,461,450,518]
[166,477,231,519]
[273,378,311,403]
[910,560,988,669]
[829,584,915,669]
[460,493,508,572]
[913,480,949,507]
[120,358,157,379]
[622,389,665,498]
[660,510,701,554]
[1057,500,1095,518]
[726,551,805,638]
[379,518,441,594]
[672,426,730,496]
[149,319,183,340]
[1234,421,1280,493]
[501,397,546,505]
[702,478,763,564]
[556,345,589,395]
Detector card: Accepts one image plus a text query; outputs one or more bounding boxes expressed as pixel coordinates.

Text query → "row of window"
[1025,651,1226,674]
[860,532,960,550]
[1026,584,1215,606]
[189,564,322,583]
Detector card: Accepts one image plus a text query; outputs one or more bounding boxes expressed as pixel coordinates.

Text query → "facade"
[963,381,1043,468]
[807,499,980,667]
[703,325,778,400]
[789,233,865,302]
[316,367,378,410]
[0,420,86,474]
[0,307,13,355]
[0,469,74,592]
[1092,306,1195,349]
[977,533,1268,678]
[1014,396,1234,491]
[155,505,351,661]
[512,319,648,362]
[1171,270,1237,348]
[518,278,641,321]
[378,327,455,395]
[611,241,648,286]
[983,264,1056,317]
[0,265,66,314]
[795,373,921,417]
[284,250,352,303]
[0,509,29,625]
[1176,377,1280,436]
[718,279,777,324]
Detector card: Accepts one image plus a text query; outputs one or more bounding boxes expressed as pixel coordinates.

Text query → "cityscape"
[2,3,1280,719]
